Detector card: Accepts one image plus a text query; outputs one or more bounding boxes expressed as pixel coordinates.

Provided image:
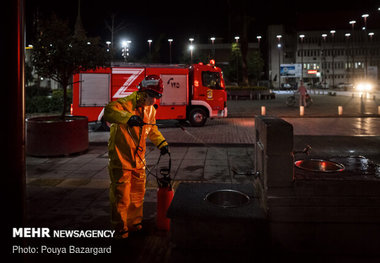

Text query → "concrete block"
[264,154,294,188]
[255,116,293,155]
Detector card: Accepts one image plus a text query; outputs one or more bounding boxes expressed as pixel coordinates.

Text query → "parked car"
[281,83,293,89]
[337,83,353,90]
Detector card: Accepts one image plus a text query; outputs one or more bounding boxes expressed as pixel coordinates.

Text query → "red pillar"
[3,0,26,232]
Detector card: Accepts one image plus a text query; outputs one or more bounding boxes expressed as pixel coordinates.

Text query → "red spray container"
[156,153,174,231]
[157,186,174,231]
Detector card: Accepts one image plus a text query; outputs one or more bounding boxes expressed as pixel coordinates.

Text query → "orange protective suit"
[104,91,168,238]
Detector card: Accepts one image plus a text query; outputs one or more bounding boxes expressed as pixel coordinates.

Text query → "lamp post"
[234,36,240,84]
[147,39,152,55]
[256,35,262,45]
[362,14,369,79]
[121,40,131,62]
[321,34,327,86]
[168,39,173,64]
[189,45,194,64]
[349,20,356,79]
[189,38,194,63]
[299,34,305,80]
[345,33,351,83]
[277,35,282,89]
[368,32,374,69]
[106,41,111,52]
[330,30,336,88]
[210,37,215,58]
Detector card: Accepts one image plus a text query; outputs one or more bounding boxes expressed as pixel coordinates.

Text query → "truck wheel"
[189,108,207,127]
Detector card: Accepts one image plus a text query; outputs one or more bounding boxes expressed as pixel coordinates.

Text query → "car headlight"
[356,82,372,91]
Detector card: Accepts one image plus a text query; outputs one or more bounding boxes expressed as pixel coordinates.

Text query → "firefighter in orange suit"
[104,75,169,239]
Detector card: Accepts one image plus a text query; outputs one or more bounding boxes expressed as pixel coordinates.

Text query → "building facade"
[268,25,380,89]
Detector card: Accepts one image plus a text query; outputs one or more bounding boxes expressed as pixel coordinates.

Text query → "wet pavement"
[20,93,380,262]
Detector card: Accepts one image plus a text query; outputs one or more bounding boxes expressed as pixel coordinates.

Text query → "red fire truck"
[72,60,227,127]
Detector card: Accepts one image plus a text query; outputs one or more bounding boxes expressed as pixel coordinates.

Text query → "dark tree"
[31,14,110,118]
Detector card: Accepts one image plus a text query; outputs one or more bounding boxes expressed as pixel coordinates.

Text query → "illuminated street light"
[349,20,356,29]
[189,44,194,64]
[168,39,173,64]
[147,39,152,52]
[362,14,369,29]
[321,34,328,85]
[234,36,240,43]
[362,14,369,78]
[106,41,111,52]
[257,35,262,45]
[121,40,131,62]
[299,34,305,80]
[330,30,336,87]
[210,37,215,57]
[277,35,282,88]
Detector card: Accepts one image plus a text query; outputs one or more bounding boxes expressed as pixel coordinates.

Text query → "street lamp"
[299,34,305,80]
[345,33,351,82]
[257,35,262,48]
[168,39,173,64]
[349,20,356,80]
[362,14,369,78]
[106,41,111,52]
[277,35,282,89]
[147,39,152,52]
[121,40,131,62]
[256,35,262,43]
[330,30,336,88]
[147,39,152,62]
[188,38,194,63]
[349,20,356,29]
[368,32,375,67]
[362,14,369,28]
[189,45,194,64]
[210,37,215,57]
[233,36,240,84]
[321,34,327,86]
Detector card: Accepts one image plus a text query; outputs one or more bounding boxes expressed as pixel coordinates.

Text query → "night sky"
[25,0,380,62]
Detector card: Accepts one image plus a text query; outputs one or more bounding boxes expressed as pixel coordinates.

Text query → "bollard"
[338,106,343,116]
[261,106,266,116]
[300,106,304,116]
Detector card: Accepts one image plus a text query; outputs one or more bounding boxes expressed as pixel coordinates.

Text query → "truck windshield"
[202,71,223,89]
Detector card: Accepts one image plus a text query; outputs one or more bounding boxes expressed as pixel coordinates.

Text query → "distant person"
[298,80,307,106]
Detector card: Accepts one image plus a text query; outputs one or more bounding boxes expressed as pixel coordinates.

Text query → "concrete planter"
[26,116,88,157]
